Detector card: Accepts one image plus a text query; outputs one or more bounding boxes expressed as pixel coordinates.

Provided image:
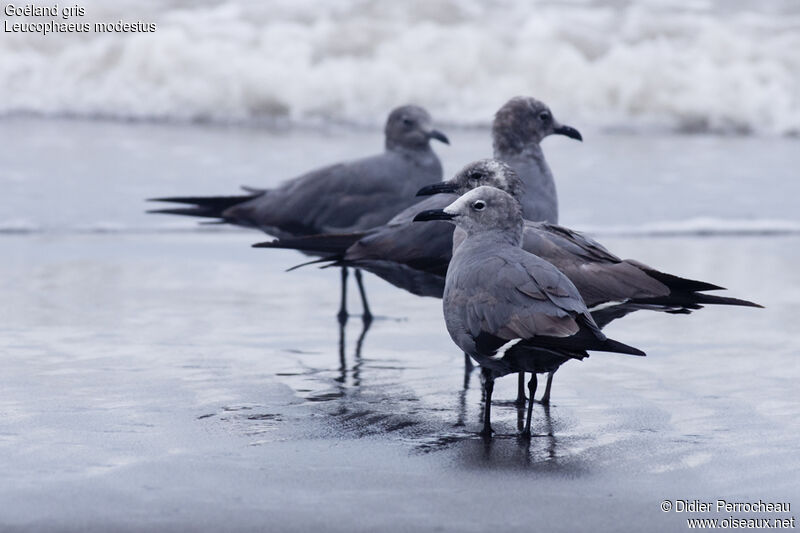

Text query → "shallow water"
[1,118,799,532]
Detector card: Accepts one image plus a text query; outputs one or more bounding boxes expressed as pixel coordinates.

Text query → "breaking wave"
[1,0,799,135]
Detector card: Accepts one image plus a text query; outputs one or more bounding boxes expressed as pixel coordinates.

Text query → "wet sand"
[1,231,797,532]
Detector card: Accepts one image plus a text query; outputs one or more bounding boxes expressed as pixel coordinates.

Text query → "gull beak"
[413,209,457,222]
[553,124,583,142]
[416,182,459,196]
[427,129,450,145]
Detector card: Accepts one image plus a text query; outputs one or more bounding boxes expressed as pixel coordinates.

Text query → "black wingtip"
[146,207,222,218]
[641,268,726,293]
[602,337,647,357]
[636,293,764,309]
[285,255,341,272]
[696,295,763,309]
[252,240,279,248]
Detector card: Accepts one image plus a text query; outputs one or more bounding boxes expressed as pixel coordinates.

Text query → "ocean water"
[2,0,799,134]
[1,117,799,531]
[2,117,799,234]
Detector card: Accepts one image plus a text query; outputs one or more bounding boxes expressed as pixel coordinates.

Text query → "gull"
[413,185,646,436]
[148,104,449,321]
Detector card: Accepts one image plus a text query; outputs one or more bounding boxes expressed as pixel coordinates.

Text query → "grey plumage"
[149,105,449,238]
[444,161,761,313]
[255,194,454,298]
[148,104,448,320]
[260,158,761,314]
[413,186,645,435]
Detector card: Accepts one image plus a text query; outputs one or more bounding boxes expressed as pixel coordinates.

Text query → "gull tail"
[252,233,367,256]
[147,193,260,221]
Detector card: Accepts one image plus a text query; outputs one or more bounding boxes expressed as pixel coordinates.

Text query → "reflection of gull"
[541,404,556,461]
[149,105,448,321]
[351,317,371,389]
[518,404,556,463]
[414,185,645,437]
[336,315,372,388]
[454,359,473,428]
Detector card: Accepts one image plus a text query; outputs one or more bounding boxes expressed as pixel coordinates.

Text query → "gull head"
[493,96,582,154]
[416,158,523,198]
[413,186,523,240]
[385,105,449,151]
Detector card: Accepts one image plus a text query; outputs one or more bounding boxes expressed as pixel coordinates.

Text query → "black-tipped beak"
[554,124,583,142]
[416,182,458,196]
[428,129,450,145]
[413,209,456,222]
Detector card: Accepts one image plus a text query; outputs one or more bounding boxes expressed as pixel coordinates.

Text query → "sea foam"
[1,0,798,135]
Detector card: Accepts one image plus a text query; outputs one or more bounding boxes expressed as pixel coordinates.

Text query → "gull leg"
[354,269,373,324]
[515,372,527,406]
[480,369,495,437]
[540,371,555,405]
[522,374,538,438]
[464,352,474,373]
[337,267,349,324]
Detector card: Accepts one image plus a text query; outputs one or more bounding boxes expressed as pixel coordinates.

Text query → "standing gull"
[413,186,646,436]
[148,104,449,321]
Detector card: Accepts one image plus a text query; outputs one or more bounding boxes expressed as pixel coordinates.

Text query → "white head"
[413,186,524,244]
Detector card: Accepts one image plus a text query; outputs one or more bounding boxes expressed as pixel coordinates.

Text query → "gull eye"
[402,117,414,126]
[472,200,486,211]
[469,172,483,181]
[538,111,551,122]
